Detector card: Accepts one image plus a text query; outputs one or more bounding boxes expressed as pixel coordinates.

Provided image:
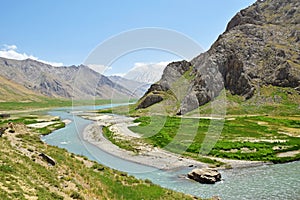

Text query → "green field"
[129,115,300,164]
[0,98,118,111]
[96,86,300,166]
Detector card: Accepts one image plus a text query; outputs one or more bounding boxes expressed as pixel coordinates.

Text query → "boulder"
[0,127,7,137]
[0,114,10,118]
[187,168,221,184]
[39,153,56,166]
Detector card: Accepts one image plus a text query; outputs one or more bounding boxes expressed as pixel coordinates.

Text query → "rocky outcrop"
[187,168,221,184]
[137,0,300,114]
[136,94,163,109]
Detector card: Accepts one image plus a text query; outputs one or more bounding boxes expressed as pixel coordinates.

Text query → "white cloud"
[4,44,17,51]
[0,44,63,67]
[87,64,112,74]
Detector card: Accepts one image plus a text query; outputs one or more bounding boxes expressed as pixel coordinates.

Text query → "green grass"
[102,126,140,153]
[0,116,38,126]
[129,115,300,164]
[35,121,66,135]
[0,117,197,200]
[184,86,300,117]
[0,98,129,111]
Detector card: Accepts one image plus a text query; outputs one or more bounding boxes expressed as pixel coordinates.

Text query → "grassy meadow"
[129,115,300,164]
[99,86,300,166]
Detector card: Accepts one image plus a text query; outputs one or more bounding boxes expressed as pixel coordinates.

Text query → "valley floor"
[81,113,270,169]
[0,112,198,200]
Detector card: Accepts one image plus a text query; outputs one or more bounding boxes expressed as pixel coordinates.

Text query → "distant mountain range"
[0,57,149,100]
[123,62,167,83]
[108,76,150,97]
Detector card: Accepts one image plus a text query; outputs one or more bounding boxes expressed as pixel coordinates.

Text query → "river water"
[42,105,300,200]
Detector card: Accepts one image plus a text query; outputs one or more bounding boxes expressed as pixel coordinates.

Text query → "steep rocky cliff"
[137,0,300,114]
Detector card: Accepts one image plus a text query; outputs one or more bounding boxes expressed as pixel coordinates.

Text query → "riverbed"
[42,105,300,199]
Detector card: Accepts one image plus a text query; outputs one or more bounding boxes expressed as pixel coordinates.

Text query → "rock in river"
[187,168,221,184]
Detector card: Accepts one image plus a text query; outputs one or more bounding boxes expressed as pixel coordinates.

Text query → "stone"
[39,153,56,166]
[187,168,221,184]
[0,114,10,118]
[0,127,7,137]
[136,94,163,109]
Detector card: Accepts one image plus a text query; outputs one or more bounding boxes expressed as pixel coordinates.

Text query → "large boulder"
[39,153,56,166]
[187,168,221,184]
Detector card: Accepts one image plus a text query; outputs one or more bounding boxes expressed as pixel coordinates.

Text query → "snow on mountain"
[124,62,169,83]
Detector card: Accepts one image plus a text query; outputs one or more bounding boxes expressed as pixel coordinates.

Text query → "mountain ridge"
[0,57,138,99]
[137,0,300,114]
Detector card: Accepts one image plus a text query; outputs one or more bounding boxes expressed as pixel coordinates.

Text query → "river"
[42,105,300,200]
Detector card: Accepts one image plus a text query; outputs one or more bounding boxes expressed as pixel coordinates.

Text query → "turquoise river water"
[42,105,300,200]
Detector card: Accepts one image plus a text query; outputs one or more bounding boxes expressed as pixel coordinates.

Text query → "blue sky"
[0,0,256,74]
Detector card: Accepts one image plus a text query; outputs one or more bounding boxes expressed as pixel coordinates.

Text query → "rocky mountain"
[0,57,134,99]
[137,0,300,114]
[108,76,150,97]
[0,75,44,102]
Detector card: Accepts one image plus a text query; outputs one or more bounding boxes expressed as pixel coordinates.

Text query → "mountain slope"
[137,0,300,114]
[0,75,44,102]
[108,76,150,98]
[0,57,134,99]
[124,62,166,83]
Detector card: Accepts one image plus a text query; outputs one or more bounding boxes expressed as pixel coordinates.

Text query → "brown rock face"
[187,168,221,184]
[137,0,300,114]
[136,94,163,109]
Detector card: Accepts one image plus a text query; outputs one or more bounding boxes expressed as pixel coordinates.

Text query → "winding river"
[42,105,300,200]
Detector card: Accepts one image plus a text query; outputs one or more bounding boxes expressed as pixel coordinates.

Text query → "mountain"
[124,62,167,83]
[0,57,134,99]
[108,76,150,98]
[0,75,45,102]
[137,0,300,114]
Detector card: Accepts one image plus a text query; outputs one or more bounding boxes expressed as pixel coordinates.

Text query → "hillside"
[124,63,166,84]
[108,76,150,97]
[0,57,135,99]
[0,75,44,102]
[137,0,300,115]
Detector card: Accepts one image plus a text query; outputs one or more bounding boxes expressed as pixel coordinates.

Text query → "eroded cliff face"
[137,0,300,114]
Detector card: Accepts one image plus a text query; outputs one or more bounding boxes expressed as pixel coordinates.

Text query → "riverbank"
[0,111,198,199]
[83,122,209,170]
[81,113,268,170]
[43,108,300,200]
